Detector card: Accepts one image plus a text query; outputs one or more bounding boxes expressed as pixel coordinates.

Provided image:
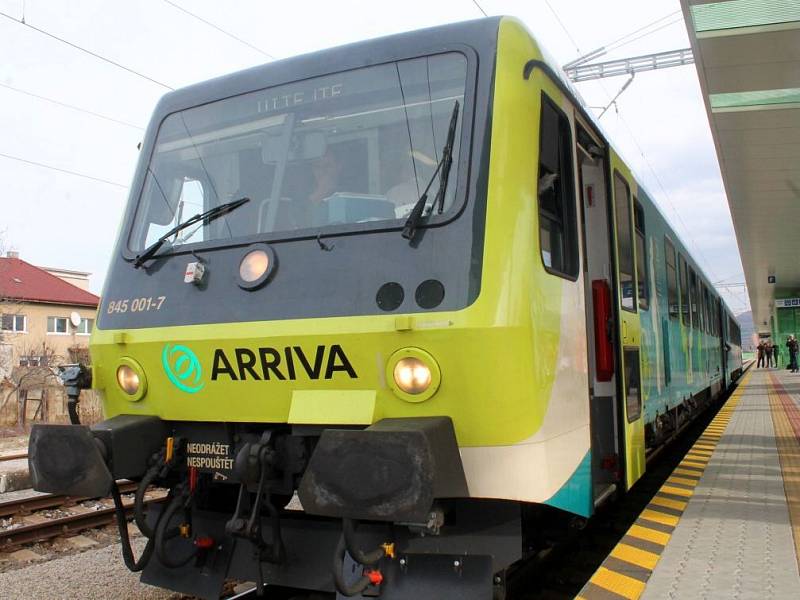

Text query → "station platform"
[577,365,800,599]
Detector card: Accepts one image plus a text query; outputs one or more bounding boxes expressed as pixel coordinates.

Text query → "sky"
[0,0,750,314]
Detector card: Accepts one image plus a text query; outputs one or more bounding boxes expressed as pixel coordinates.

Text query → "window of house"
[47,316,69,334]
[665,238,678,319]
[634,199,648,310]
[538,94,578,279]
[614,173,636,312]
[75,318,94,335]
[1,314,26,332]
[679,254,690,327]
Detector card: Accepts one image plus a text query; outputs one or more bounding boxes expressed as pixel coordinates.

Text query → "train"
[29,16,742,600]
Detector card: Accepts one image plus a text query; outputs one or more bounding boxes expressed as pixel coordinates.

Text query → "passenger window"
[634,199,648,310]
[613,173,636,312]
[537,94,578,278]
[665,238,678,319]
[679,254,690,327]
[624,348,642,423]
[689,268,699,329]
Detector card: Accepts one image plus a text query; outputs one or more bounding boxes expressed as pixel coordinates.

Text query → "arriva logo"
[162,344,205,394]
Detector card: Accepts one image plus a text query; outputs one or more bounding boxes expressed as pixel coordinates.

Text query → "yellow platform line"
[666,475,698,487]
[672,468,702,478]
[589,567,646,599]
[650,495,687,511]
[575,368,752,600]
[640,508,680,527]
[610,543,661,571]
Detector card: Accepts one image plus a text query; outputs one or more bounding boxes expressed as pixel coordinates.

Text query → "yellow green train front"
[28,16,743,600]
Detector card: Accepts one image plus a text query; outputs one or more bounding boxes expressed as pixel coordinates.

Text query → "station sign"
[775,298,800,308]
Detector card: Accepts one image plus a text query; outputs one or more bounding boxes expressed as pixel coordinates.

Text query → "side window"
[703,286,711,334]
[614,173,636,312]
[679,254,690,327]
[624,348,642,422]
[689,267,699,329]
[665,238,678,319]
[634,199,648,310]
[538,94,578,278]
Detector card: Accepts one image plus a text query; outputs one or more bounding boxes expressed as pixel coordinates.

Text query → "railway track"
[0,452,27,463]
[0,482,164,550]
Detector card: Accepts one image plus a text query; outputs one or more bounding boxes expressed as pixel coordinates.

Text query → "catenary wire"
[0,10,173,90]
[0,151,128,188]
[607,17,683,54]
[0,82,144,130]
[544,0,582,52]
[471,0,488,18]
[161,0,275,59]
[602,10,681,53]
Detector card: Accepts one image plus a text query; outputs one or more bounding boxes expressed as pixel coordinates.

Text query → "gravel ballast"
[0,537,178,599]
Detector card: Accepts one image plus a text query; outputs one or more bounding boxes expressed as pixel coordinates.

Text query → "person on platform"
[788,335,799,373]
[773,340,780,368]
[765,341,774,369]
[757,341,765,368]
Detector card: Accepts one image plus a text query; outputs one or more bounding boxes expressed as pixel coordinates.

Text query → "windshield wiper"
[133,197,250,268]
[401,100,460,241]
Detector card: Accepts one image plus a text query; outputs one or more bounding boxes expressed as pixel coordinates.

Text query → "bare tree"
[1,341,62,428]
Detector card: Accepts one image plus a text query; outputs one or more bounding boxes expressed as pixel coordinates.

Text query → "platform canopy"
[681,0,800,335]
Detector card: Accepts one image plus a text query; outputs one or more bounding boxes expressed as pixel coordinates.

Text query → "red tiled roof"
[0,258,99,307]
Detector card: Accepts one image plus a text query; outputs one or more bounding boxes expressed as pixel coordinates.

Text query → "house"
[0,251,99,372]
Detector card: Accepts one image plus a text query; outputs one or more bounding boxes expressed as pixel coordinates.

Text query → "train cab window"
[128,52,469,250]
[665,238,678,319]
[634,199,648,310]
[613,173,636,312]
[537,95,578,278]
[143,177,206,247]
[679,254,690,327]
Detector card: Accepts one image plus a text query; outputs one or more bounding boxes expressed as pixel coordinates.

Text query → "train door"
[575,121,620,507]
[610,159,646,490]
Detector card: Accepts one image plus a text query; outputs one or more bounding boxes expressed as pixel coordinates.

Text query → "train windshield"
[128,53,467,252]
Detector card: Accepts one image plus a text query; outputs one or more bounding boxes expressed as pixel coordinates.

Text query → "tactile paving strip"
[575,371,748,600]
[767,371,800,570]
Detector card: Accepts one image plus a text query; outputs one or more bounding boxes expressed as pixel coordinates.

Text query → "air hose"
[111,481,155,572]
[342,518,385,565]
[332,519,388,596]
[133,459,163,539]
[333,533,374,597]
[154,487,198,569]
[112,449,182,573]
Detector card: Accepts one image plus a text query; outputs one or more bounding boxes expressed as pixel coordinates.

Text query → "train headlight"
[116,358,147,402]
[394,359,431,394]
[387,347,441,403]
[238,244,276,290]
